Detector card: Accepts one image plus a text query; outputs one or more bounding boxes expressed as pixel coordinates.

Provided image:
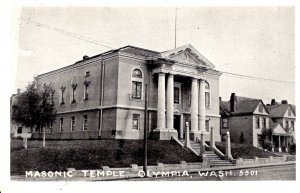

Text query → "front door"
[174,115,181,138]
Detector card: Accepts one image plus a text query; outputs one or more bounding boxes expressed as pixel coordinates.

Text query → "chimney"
[17,88,21,95]
[281,100,288,104]
[271,99,276,105]
[219,97,222,102]
[230,93,236,112]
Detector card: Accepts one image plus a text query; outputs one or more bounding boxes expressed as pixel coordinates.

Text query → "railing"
[171,136,199,156]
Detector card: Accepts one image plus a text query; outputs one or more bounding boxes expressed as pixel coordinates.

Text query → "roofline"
[36,45,161,78]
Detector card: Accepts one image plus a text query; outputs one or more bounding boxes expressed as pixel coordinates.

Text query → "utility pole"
[143,84,148,177]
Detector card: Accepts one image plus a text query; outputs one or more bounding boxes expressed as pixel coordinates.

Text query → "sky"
[13,7,295,104]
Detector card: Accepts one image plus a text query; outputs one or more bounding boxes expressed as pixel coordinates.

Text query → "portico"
[152,67,210,140]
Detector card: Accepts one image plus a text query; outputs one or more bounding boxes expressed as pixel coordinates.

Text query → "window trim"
[60,118,64,132]
[71,116,75,131]
[83,81,90,100]
[130,68,144,100]
[131,81,142,99]
[132,114,140,130]
[83,115,88,131]
[258,104,264,113]
[71,83,77,104]
[174,82,182,105]
[60,86,66,105]
[255,117,260,129]
[204,81,211,108]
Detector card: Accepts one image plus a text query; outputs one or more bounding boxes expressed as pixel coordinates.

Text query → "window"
[83,115,88,131]
[60,118,64,131]
[132,81,142,99]
[258,104,263,113]
[85,71,90,77]
[132,69,142,78]
[205,92,210,107]
[132,114,140,130]
[205,120,210,132]
[255,117,260,129]
[131,69,143,99]
[291,121,294,131]
[84,81,90,100]
[60,86,66,105]
[71,117,75,131]
[288,108,292,116]
[204,81,210,108]
[285,120,289,129]
[262,117,265,128]
[17,127,22,134]
[71,84,77,103]
[263,117,267,128]
[222,118,228,129]
[174,87,180,104]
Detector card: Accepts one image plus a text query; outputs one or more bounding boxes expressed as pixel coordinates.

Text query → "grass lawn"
[11,139,200,175]
[215,142,281,159]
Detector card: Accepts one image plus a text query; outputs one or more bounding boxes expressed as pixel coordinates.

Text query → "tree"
[261,128,273,150]
[12,81,56,147]
[239,132,245,144]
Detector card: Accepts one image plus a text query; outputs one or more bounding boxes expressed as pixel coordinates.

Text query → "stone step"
[206,157,221,160]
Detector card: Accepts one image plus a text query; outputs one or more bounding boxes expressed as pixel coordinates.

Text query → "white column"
[225,131,233,160]
[190,78,198,132]
[167,73,174,130]
[278,136,282,152]
[184,122,191,148]
[199,79,206,132]
[156,72,166,130]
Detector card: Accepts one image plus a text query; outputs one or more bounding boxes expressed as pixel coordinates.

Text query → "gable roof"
[269,121,289,136]
[220,95,268,116]
[161,44,215,68]
[266,104,295,118]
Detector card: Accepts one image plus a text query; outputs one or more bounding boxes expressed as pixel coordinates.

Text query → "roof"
[37,44,213,78]
[269,121,289,136]
[266,104,295,118]
[161,44,215,68]
[219,95,266,116]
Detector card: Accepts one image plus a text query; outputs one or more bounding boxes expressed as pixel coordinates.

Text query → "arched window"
[132,69,142,78]
[131,68,143,99]
[204,81,210,108]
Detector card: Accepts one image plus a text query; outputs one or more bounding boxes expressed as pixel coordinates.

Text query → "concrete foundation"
[152,129,178,140]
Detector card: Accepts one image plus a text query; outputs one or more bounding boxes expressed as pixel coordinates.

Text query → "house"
[266,99,296,147]
[220,93,294,151]
[27,44,222,141]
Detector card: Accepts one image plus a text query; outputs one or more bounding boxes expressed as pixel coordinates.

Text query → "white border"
[0,1,298,193]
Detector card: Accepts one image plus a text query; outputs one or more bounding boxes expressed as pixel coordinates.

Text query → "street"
[127,164,296,181]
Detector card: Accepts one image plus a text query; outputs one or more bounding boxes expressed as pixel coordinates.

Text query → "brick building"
[28,44,222,141]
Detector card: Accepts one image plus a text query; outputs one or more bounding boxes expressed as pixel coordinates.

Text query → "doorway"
[174,114,182,139]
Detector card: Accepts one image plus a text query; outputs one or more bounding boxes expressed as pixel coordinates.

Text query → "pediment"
[161,44,215,69]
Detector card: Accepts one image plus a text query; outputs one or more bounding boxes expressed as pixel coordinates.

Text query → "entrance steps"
[178,139,234,167]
